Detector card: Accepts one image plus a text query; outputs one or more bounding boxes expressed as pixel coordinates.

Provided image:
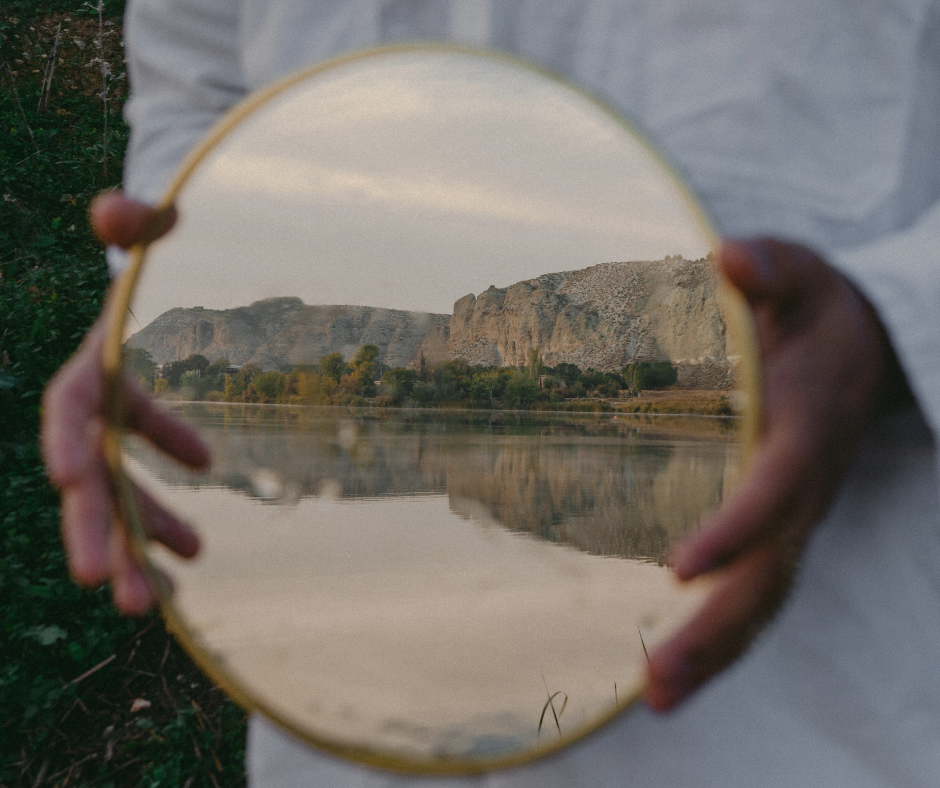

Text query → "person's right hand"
[644,238,914,711]
[41,191,209,614]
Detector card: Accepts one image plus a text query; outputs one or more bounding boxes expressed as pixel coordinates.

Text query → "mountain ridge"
[126,258,735,388]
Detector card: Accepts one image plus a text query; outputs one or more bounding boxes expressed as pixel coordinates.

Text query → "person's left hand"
[41,191,206,614]
[644,238,913,711]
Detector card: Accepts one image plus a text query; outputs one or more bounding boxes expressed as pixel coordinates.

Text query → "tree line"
[123,345,679,409]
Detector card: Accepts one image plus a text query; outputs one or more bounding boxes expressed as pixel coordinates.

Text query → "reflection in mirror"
[114,48,747,770]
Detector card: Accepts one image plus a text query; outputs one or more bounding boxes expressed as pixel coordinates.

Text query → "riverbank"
[154,389,738,417]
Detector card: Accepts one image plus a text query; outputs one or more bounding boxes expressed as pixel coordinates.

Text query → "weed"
[537,676,568,743]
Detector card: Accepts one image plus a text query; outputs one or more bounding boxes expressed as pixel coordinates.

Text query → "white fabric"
[246,409,940,788]
[118,0,940,784]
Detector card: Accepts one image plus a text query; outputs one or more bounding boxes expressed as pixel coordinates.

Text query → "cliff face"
[448,258,733,388]
[126,297,450,369]
[128,258,734,387]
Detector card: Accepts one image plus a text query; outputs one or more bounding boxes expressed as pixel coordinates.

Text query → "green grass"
[1,7,246,785]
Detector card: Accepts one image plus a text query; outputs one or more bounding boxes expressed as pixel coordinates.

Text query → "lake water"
[122,404,740,762]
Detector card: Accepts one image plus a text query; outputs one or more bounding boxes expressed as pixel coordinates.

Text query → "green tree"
[253,370,284,401]
[527,347,543,379]
[294,371,336,404]
[350,344,381,395]
[567,380,587,398]
[598,379,621,398]
[223,372,243,399]
[319,352,347,383]
[124,347,156,390]
[162,359,188,388]
[469,369,501,406]
[412,379,440,405]
[185,353,210,375]
[205,356,230,379]
[503,370,540,409]
[239,362,262,382]
[623,361,677,393]
[433,358,470,402]
[381,367,417,404]
[553,362,582,386]
[161,353,211,388]
[179,369,202,393]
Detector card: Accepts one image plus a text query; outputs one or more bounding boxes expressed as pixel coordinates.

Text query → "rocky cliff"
[448,258,733,388]
[128,258,734,387]
[126,297,449,370]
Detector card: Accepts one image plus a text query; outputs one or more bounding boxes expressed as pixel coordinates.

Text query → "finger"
[41,324,107,487]
[109,520,156,615]
[133,482,200,558]
[645,543,791,711]
[720,239,831,307]
[671,429,808,579]
[122,380,211,469]
[89,190,177,249]
[59,460,112,586]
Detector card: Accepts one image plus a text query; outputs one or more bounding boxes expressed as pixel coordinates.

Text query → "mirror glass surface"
[114,48,746,771]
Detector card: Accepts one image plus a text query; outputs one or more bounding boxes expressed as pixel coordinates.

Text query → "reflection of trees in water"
[124,407,738,563]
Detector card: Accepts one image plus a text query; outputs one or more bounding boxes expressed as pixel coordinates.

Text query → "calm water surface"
[123,404,740,760]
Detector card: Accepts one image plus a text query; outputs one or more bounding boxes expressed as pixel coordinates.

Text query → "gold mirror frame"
[102,44,760,775]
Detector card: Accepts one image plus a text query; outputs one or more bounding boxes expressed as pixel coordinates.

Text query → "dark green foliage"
[503,370,540,409]
[252,369,284,401]
[150,343,686,416]
[205,357,229,378]
[2,1,126,18]
[124,346,156,388]
[552,363,582,385]
[161,353,211,388]
[623,361,679,394]
[380,367,417,402]
[1,10,246,785]
[319,351,347,383]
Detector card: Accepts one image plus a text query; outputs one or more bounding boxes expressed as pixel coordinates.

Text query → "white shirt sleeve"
[831,202,940,442]
[122,0,247,205]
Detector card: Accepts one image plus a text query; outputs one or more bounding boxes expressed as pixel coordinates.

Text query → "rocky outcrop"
[448,258,734,387]
[127,258,735,386]
[126,297,450,369]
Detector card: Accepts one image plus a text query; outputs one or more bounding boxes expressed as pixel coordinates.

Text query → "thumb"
[89,190,176,249]
[719,239,828,306]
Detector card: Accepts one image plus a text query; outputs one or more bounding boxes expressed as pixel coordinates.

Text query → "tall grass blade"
[538,676,568,743]
[638,626,650,664]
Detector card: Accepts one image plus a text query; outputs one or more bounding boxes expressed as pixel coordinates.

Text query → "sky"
[132,50,713,328]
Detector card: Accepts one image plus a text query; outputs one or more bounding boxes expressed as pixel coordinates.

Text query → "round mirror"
[103,46,757,773]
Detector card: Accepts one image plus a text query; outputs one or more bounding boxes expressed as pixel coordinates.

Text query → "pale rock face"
[127,259,735,387]
[447,258,734,387]
[126,297,449,370]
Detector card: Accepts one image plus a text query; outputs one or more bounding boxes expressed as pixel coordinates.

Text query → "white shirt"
[119,1,940,785]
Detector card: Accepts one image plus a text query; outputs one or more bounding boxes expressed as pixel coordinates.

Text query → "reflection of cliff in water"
[445,438,735,564]
[124,406,739,565]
